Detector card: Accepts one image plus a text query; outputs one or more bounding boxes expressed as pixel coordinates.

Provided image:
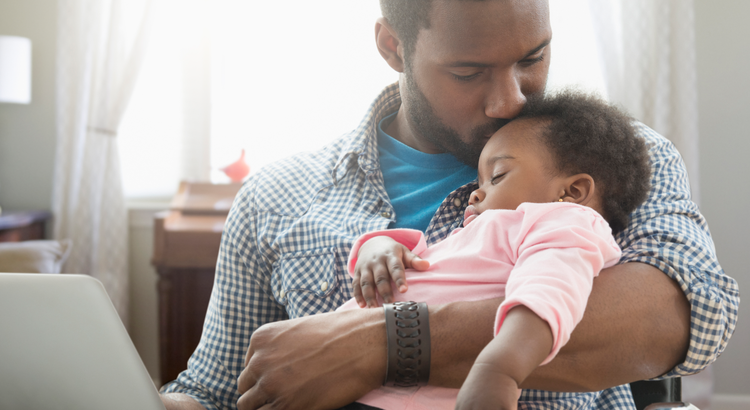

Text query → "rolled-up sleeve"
[617,123,740,377]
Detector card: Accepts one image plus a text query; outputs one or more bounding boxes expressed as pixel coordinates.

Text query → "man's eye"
[451,72,481,82]
[520,52,545,67]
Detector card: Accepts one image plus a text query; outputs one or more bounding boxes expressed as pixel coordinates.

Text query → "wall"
[695,0,750,407]
[0,0,57,212]
[0,0,164,382]
[128,204,166,384]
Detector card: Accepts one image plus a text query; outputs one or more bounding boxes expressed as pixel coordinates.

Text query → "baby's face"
[464,118,566,226]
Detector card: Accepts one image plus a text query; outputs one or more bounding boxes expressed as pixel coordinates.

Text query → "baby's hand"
[455,366,520,410]
[352,236,429,308]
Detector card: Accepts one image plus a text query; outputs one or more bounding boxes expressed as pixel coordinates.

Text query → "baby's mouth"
[463,205,479,227]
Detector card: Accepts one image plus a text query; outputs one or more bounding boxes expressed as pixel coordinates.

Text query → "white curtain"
[554,2,709,405]
[585,2,708,405]
[588,0,701,203]
[53,0,154,325]
[549,0,700,202]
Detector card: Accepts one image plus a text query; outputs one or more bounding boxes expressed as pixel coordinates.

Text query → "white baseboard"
[711,394,750,410]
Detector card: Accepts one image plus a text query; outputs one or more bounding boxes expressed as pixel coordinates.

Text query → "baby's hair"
[516,89,651,234]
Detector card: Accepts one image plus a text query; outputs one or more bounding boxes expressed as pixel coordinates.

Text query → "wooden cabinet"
[152,182,241,384]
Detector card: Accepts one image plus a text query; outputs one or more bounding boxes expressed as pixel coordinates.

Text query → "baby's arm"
[456,205,623,409]
[455,306,553,410]
[350,232,430,308]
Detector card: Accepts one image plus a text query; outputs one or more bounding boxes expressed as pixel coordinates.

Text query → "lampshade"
[0,35,32,104]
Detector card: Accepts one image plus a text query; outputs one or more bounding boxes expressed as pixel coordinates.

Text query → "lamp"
[0,35,32,104]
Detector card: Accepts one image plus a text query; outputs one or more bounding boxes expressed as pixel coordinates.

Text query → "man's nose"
[484,69,526,119]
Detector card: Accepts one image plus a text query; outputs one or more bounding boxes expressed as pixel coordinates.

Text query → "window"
[119,0,605,199]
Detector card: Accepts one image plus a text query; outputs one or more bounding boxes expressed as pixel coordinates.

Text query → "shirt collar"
[332,82,401,183]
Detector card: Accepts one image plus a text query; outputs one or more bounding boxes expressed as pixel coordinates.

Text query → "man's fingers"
[236,383,269,410]
[244,341,255,366]
[237,363,258,395]
[374,264,394,304]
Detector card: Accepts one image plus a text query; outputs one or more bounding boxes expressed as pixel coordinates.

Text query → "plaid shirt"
[162,83,739,410]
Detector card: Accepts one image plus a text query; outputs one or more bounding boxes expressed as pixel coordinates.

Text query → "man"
[161,1,739,409]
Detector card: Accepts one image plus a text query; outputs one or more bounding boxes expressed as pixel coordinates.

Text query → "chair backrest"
[630,378,682,410]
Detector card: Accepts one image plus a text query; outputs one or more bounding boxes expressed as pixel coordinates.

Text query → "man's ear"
[560,174,597,206]
[375,17,405,73]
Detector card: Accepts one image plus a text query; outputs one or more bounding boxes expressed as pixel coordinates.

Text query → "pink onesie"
[337,202,622,410]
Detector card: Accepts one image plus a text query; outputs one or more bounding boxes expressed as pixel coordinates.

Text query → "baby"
[337,90,652,410]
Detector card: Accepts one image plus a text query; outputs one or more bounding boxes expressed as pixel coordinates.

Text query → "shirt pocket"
[271,248,338,318]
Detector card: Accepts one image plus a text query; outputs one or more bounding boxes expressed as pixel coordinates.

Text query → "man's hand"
[160,393,207,410]
[236,308,387,410]
[352,236,430,307]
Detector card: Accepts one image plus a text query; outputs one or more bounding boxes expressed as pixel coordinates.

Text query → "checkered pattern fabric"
[161,83,739,410]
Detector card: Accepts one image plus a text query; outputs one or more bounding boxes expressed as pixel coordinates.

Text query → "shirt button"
[453,198,462,207]
[320,281,329,292]
[381,211,391,218]
[279,290,286,299]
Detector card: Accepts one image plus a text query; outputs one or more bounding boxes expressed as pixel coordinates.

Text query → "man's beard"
[404,70,512,167]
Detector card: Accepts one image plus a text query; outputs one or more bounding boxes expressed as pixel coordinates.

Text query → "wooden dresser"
[152,182,241,384]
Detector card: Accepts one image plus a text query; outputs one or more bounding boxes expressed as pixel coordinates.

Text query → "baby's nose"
[469,190,480,205]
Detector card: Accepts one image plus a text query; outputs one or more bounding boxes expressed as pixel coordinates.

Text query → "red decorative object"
[220,149,250,182]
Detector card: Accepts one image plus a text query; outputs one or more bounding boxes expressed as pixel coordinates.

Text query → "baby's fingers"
[359,268,380,308]
[373,264,395,305]
[403,251,430,271]
[352,271,366,308]
[388,260,408,294]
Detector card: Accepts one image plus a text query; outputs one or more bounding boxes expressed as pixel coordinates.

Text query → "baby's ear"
[561,174,597,206]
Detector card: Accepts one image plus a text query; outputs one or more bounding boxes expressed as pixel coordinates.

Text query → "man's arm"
[523,261,689,391]
[418,261,689,391]
[238,264,687,410]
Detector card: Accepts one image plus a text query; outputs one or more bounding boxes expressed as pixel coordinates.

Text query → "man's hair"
[381,0,490,64]
[379,0,432,63]
[516,90,652,234]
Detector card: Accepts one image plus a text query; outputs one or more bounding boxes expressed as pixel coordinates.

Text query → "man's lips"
[463,205,479,226]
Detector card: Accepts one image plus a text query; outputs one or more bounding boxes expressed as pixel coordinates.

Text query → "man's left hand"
[237,308,386,410]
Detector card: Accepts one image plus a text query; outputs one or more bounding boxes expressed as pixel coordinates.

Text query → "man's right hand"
[161,393,207,410]
[236,308,387,410]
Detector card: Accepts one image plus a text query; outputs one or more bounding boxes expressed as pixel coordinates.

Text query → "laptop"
[0,273,166,410]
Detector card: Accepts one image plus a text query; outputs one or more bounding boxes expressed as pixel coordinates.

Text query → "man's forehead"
[419,0,551,62]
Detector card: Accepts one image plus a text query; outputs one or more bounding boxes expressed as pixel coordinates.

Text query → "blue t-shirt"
[378,112,477,231]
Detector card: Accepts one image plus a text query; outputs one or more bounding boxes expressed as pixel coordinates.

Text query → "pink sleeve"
[495,204,622,365]
[347,229,428,276]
